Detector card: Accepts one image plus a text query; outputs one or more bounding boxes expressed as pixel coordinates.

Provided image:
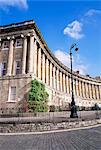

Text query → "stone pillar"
[60,71,62,92]
[22,37,27,74]
[96,85,99,99]
[63,74,66,93]
[76,79,79,97]
[99,85,101,99]
[82,82,85,98]
[50,62,52,87]
[91,84,93,99]
[66,75,69,94]
[92,84,96,99]
[68,76,71,94]
[12,60,16,76]
[89,83,92,99]
[78,80,82,97]
[46,58,49,85]
[28,35,34,73]
[53,65,56,89]
[0,39,2,77]
[33,39,37,76]
[38,47,41,79]
[7,39,14,76]
[56,69,59,90]
[73,79,76,96]
[42,53,45,83]
[85,83,88,98]
[0,66,1,80]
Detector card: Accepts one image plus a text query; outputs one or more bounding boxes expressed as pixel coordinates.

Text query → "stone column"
[38,47,41,79]
[73,79,76,96]
[98,85,100,99]
[76,79,79,97]
[7,38,14,76]
[33,39,37,76]
[50,62,52,87]
[85,83,88,98]
[92,84,96,99]
[0,39,2,76]
[60,71,62,92]
[68,76,71,94]
[22,37,27,74]
[89,84,92,99]
[96,85,99,99]
[46,58,49,85]
[78,80,82,97]
[82,82,85,98]
[28,35,34,73]
[63,74,66,93]
[56,69,59,90]
[53,65,56,89]
[66,75,69,94]
[91,84,93,99]
[99,85,101,99]
[0,63,2,77]
[42,53,45,83]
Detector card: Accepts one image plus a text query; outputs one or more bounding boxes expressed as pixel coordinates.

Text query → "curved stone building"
[0,20,101,113]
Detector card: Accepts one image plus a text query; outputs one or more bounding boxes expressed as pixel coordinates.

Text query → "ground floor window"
[8,86,16,102]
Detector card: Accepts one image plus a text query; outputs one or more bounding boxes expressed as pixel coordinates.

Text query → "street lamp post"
[69,43,78,118]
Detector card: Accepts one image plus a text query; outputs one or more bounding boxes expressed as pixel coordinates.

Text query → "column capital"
[21,34,24,38]
[7,37,10,40]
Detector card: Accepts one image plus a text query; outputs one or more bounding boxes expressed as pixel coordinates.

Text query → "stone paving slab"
[0,125,101,150]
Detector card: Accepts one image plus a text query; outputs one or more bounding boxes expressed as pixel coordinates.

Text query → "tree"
[28,79,49,112]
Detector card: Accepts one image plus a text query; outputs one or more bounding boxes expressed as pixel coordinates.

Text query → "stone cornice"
[0,20,101,84]
[33,22,101,84]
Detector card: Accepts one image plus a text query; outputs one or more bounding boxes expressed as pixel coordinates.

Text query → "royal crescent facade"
[0,20,101,113]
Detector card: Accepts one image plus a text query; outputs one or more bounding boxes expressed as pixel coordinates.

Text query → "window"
[16,60,21,75]
[2,62,7,76]
[9,87,16,101]
[2,41,9,50]
[16,39,22,48]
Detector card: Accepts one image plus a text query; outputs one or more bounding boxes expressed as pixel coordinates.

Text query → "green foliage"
[28,79,49,112]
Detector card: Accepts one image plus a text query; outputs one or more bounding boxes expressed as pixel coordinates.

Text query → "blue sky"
[0,0,101,77]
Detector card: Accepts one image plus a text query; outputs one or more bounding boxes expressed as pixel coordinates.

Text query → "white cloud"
[0,0,28,10]
[54,49,88,75]
[54,49,71,67]
[85,9,101,17]
[64,20,84,40]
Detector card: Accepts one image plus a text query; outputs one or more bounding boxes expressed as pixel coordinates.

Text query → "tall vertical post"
[70,44,78,118]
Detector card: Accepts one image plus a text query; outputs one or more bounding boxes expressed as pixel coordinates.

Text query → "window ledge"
[7,100,16,103]
[15,46,22,49]
[2,48,9,50]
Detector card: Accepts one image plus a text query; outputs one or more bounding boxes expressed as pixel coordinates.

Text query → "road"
[0,126,101,150]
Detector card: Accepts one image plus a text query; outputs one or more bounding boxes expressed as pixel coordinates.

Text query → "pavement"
[0,111,100,124]
[0,125,101,150]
